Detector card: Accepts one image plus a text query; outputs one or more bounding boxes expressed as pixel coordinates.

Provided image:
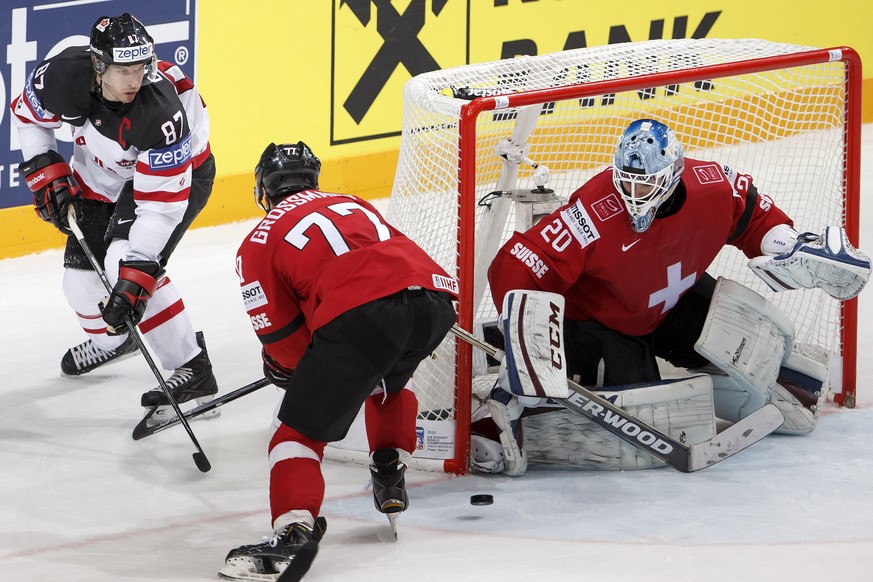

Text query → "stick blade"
[193,451,212,472]
[688,404,784,471]
[277,541,319,582]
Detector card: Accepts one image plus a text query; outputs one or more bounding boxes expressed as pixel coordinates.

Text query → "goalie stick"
[133,377,271,440]
[449,324,784,473]
[68,208,212,473]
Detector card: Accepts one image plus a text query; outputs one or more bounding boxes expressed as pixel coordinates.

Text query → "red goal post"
[383,39,862,474]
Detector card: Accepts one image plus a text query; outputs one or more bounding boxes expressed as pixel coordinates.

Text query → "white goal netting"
[355,38,860,471]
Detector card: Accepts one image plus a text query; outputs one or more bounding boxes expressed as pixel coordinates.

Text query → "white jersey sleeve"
[157,61,210,163]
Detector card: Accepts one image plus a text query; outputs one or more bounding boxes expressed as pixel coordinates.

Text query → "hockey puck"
[470,494,493,506]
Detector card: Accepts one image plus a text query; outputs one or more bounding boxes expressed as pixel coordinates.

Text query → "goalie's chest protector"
[566,163,741,336]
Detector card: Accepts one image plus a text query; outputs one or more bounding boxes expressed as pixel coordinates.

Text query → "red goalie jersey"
[236,190,458,369]
[488,159,793,336]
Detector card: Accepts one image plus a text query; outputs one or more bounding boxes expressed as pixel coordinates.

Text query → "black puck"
[470,494,493,506]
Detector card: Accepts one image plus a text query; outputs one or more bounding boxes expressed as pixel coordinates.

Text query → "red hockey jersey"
[488,159,792,336]
[236,191,458,369]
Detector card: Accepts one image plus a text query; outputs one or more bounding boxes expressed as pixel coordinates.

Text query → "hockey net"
[335,39,861,473]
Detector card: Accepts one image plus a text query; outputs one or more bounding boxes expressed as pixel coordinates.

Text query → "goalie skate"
[61,334,139,375]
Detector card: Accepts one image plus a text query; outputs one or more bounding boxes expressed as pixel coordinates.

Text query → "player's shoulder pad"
[577,170,625,213]
[157,61,195,94]
[28,47,93,122]
[128,79,192,150]
[679,157,729,187]
[720,163,738,182]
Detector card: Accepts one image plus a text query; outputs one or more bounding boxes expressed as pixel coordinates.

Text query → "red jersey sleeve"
[488,197,592,311]
[721,165,794,257]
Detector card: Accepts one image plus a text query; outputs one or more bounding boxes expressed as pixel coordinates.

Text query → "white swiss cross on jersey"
[648,262,696,314]
[489,158,794,336]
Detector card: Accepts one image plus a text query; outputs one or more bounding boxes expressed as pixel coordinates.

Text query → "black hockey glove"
[101,260,165,333]
[20,150,82,236]
[262,348,294,389]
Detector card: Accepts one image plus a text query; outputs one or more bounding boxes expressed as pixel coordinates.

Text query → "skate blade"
[217,564,280,581]
[146,397,221,428]
[387,512,399,540]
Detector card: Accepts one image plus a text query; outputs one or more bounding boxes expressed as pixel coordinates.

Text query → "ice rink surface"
[2,125,873,581]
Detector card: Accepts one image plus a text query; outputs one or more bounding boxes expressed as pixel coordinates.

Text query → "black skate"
[370,447,409,539]
[218,517,327,582]
[139,331,218,427]
[61,334,139,376]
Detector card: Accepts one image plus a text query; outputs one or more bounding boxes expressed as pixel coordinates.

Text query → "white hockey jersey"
[10,46,211,262]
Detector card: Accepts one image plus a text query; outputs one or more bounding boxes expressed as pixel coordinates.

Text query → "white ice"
[2,127,873,581]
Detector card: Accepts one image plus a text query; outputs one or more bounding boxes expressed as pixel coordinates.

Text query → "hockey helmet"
[90,14,158,84]
[612,119,685,233]
[254,142,321,210]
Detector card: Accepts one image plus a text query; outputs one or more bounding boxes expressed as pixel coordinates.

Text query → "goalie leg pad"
[708,370,769,423]
[694,277,794,420]
[770,345,829,435]
[500,289,569,398]
[523,375,716,471]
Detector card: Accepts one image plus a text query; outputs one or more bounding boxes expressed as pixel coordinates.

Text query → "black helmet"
[89,14,158,83]
[254,142,321,210]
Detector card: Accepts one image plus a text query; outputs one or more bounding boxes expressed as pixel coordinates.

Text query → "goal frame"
[440,46,862,473]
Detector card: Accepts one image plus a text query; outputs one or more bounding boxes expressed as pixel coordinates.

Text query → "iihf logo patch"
[416,426,425,450]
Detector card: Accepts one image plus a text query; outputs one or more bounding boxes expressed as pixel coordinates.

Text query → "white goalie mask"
[612,119,685,233]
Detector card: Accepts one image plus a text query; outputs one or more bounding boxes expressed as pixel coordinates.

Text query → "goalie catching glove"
[749,226,870,300]
[101,260,164,333]
[19,150,82,236]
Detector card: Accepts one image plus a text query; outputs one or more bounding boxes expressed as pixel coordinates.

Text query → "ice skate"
[369,447,409,539]
[218,517,326,582]
[140,331,219,427]
[60,334,139,376]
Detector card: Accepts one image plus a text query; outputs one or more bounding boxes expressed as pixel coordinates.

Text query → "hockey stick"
[449,324,784,473]
[67,209,212,473]
[133,377,271,440]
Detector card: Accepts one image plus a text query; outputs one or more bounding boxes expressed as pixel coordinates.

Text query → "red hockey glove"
[101,260,165,333]
[20,150,82,236]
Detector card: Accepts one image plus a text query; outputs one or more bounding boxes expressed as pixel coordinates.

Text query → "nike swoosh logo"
[118,219,134,225]
[60,114,83,121]
[621,240,641,252]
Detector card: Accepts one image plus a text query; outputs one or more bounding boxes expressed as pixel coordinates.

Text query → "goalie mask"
[612,119,685,233]
[254,142,321,211]
[90,13,159,85]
